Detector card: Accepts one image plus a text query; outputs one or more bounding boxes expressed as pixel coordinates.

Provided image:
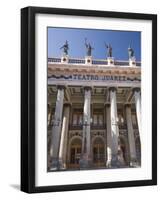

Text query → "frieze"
[69,131,82,138]
[91,131,105,138]
[48,74,141,82]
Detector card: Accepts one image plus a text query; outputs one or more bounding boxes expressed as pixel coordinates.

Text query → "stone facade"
[47,57,141,171]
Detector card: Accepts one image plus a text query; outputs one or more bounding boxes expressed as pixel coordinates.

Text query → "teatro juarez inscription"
[49,74,141,82]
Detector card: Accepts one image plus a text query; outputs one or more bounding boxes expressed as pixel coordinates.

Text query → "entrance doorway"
[93,137,105,167]
[69,138,82,169]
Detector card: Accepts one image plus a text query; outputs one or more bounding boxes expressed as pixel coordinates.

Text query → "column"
[133,88,141,136]
[125,104,137,166]
[80,87,91,168]
[50,85,65,170]
[105,104,112,167]
[47,105,52,126]
[109,87,120,167]
[58,104,70,169]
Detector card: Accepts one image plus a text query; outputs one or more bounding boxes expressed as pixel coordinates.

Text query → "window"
[132,114,137,125]
[98,114,103,125]
[93,113,103,125]
[78,114,83,125]
[93,114,98,125]
[73,114,77,125]
[72,113,83,125]
[118,114,124,124]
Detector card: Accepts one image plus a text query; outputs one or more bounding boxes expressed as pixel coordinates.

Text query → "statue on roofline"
[128,44,135,59]
[85,38,94,56]
[60,40,69,55]
[105,42,112,58]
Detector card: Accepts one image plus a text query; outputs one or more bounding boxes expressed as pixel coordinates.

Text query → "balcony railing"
[48,123,138,131]
[69,124,83,130]
[48,57,141,67]
[69,124,106,130]
[91,124,106,130]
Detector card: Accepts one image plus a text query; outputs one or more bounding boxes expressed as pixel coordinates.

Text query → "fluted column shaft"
[106,104,112,167]
[110,88,120,166]
[125,105,137,166]
[50,86,64,170]
[133,88,141,137]
[80,87,91,168]
[58,104,70,169]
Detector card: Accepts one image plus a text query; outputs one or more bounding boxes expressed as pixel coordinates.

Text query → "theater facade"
[47,55,141,171]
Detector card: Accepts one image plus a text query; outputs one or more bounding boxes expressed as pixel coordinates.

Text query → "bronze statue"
[85,38,94,56]
[128,44,134,59]
[105,42,112,57]
[60,40,69,55]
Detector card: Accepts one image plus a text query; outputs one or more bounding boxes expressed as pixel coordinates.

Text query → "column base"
[85,56,92,65]
[106,160,112,168]
[50,158,60,171]
[58,159,67,170]
[79,154,92,169]
[79,159,92,169]
[129,158,140,167]
[111,155,125,168]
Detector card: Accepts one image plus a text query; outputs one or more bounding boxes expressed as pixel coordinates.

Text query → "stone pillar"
[80,87,92,168]
[85,56,92,65]
[61,55,69,63]
[133,88,141,137]
[58,104,70,169]
[129,57,136,67]
[105,104,112,167]
[107,57,114,66]
[125,104,137,166]
[50,85,65,170]
[109,87,120,167]
[47,105,52,126]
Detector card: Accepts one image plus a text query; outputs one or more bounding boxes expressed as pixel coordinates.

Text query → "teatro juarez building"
[47,41,141,171]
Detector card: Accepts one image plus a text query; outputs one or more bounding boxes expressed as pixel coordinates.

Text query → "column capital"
[132,87,140,93]
[124,103,131,108]
[104,102,110,107]
[109,87,117,92]
[83,86,92,91]
[63,102,72,107]
[57,85,66,90]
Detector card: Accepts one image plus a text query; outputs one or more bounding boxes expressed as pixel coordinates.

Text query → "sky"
[48,27,141,61]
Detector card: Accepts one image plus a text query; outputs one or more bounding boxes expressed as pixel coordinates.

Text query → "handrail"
[48,57,141,66]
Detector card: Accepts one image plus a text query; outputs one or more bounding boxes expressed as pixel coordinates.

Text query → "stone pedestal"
[129,57,136,67]
[79,154,92,169]
[61,55,69,63]
[85,56,92,65]
[107,57,114,66]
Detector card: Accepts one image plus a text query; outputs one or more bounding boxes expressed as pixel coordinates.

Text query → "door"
[69,138,82,169]
[93,137,105,167]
